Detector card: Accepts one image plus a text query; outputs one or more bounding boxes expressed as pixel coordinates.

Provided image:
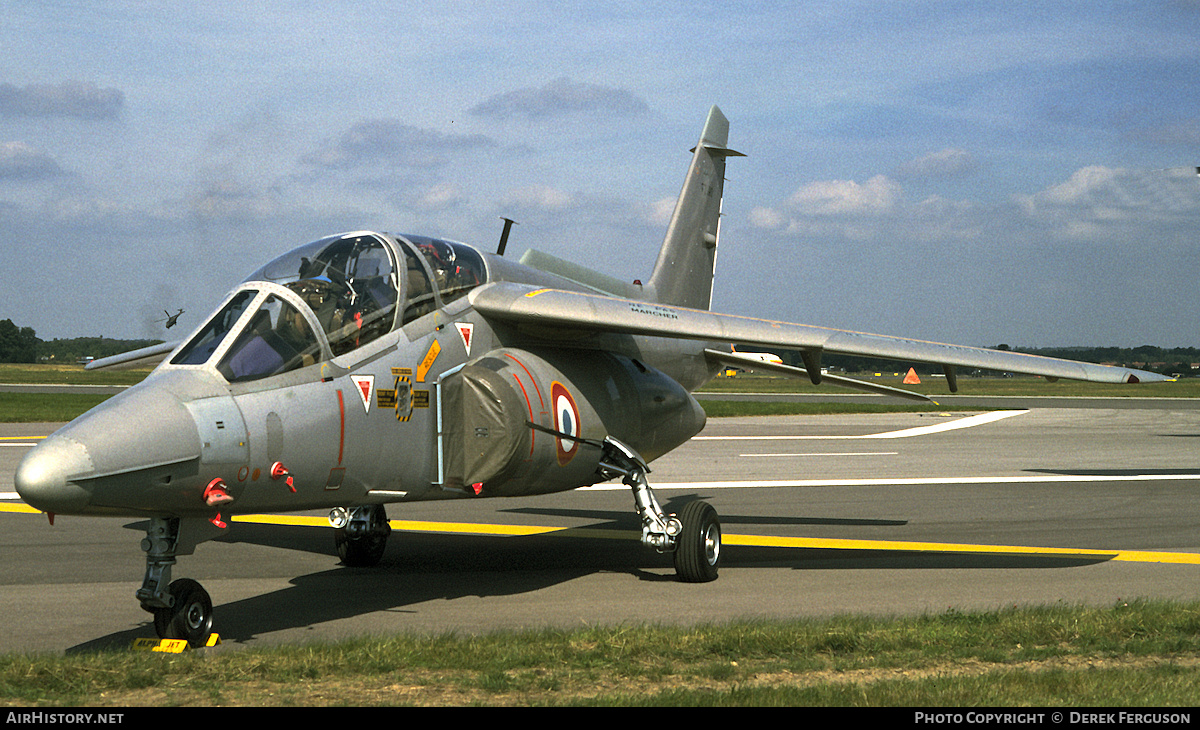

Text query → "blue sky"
[2,1,1198,348]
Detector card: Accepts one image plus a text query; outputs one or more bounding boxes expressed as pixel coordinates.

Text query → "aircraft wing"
[701,347,936,402]
[84,341,178,371]
[469,282,1171,386]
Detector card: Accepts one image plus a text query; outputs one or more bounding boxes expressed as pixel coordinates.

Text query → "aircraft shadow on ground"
[74,502,1109,652]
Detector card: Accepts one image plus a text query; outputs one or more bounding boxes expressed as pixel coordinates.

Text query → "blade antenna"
[497,217,518,256]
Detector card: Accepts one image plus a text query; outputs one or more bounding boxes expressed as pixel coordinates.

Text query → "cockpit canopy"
[247,233,399,357]
[170,232,487,382]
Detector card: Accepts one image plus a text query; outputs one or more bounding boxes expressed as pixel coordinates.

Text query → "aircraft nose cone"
[14,436,94,514]
[14,372,215,516]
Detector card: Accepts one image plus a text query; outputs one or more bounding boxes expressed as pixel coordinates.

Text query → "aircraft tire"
[673,500,721,583]
[153,578,214,648]
[334,528,388,567]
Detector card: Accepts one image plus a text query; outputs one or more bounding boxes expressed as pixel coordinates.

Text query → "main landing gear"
[597,437,722,582]
[137,517,216,648]
[328,504,391,567]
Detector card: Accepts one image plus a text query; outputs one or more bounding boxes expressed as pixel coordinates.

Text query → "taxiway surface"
[3,403,1200,654]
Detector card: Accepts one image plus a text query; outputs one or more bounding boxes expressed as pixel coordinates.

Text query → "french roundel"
[550,381,580,466]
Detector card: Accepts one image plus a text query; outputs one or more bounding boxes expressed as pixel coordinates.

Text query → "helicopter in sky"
[156,308,185,330]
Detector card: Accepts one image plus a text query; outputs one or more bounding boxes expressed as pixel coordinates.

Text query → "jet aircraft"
[15,107,1169,647]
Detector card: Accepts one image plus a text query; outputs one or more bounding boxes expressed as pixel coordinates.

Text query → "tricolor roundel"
[550,381,580,466]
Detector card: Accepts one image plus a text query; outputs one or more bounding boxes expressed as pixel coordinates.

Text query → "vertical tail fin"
[647,106,744,311]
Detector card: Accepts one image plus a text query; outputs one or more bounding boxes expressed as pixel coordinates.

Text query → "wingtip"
[1125,371,1175,384]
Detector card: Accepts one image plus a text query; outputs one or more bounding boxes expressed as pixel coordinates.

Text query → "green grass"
[0,363,151,386]
[3,601,1200,706]
[696,400,977,417]
[0,393,110,422]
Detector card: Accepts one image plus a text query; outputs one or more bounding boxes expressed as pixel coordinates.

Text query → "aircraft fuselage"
[15,232,716,520]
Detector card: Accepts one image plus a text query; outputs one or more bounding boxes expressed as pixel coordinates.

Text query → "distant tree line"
[0,319,163,364]
[0,319,38,363]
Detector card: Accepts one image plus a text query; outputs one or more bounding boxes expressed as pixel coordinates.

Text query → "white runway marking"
[581,473,1200,491]
[693,409,1029,441]
[739,452,899,458]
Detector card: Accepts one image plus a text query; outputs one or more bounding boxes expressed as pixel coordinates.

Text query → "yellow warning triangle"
[903,367,921,384]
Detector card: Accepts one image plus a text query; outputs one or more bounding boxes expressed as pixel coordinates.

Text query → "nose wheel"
[137,516,219,648]
[152,578,214,648]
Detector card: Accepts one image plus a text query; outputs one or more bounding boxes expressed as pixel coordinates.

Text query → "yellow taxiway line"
[3,503,1198,566]
[232,513,1200,565]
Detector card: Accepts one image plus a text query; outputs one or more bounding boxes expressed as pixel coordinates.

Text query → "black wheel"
[334,505,391,567]
[334,527,389,566]
[153,578,213,648]
[673,500,721,582]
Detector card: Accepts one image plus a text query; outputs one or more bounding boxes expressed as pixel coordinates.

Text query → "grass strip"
[3,600,1200,706]
[697,400,976,417]
[0,364,149,386]
[0,393,109,423]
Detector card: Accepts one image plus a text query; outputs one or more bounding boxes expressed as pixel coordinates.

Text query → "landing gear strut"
[329,504,391,566]
[137,516,216,647]
[597,437,721,582]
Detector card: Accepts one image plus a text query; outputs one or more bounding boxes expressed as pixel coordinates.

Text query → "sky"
[2,1,1198,349]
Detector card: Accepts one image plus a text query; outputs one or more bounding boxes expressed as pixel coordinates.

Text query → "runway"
[4,402,1200,654]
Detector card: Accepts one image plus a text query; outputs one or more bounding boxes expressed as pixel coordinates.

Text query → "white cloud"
[0,141,64,181]
[649,197,676,225]
[896,148,978,178]
[500,184,574,210]
[1028,166,1128,208]
[786,175,902,216]
[748,205,784,230]
[1014,166,1200,240]
[415,182,467,211]
[749,176,990,244]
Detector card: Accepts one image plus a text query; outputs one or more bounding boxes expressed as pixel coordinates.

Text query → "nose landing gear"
[137,516,220,648]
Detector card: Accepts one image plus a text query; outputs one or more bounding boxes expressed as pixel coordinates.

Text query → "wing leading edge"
[84,341,178,371]
[469,282,1171,387]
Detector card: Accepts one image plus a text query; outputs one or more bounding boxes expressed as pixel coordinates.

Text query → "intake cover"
[440,347,705,497]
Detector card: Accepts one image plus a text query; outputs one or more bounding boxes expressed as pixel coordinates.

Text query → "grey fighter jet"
[15,107,1169,647]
